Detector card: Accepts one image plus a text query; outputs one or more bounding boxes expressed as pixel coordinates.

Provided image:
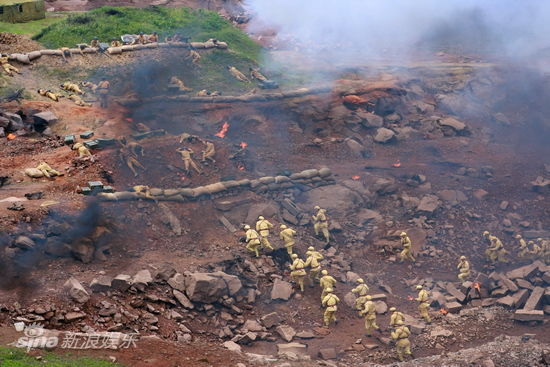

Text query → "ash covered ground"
[1,2,550,367]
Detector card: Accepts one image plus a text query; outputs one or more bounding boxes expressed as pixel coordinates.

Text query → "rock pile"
[0,110,58,137]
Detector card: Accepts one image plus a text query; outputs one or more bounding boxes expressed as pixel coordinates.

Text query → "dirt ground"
[1,32,549,367]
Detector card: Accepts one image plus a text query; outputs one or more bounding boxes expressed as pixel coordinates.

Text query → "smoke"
[245,0,550,67]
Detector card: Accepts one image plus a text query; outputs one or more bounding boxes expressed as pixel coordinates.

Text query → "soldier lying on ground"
[37,89,63,102]
[60,82,84,95]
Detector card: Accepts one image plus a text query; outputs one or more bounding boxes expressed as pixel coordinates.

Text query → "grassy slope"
[0,347,120,367]
[33,6,260,63]
[0,13,67,35]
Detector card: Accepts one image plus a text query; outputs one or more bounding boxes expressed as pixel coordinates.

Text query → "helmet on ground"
[280,224,287,229]
[389,307,396,312]
[258,216,264,220]
[321,270,328,275]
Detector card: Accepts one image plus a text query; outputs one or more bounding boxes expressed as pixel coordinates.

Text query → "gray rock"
[154,263,177,282]
[132,270,152,291]
[65,311,86,321]
[63,277,90,304]
[33,111,58,126]
[277,342,307,355]
[359,112,384,128]
[318,348,337,360]
[243,319,263,332]
[167,273,186,292]
[111,274,133,292]
[14,236,35,250]
[439,117,466,131]
[345,138,365,158]
[302,185,363,215]
[260,312,282,328]
[416,195,440,213]
[90,276,112,293]
[212,271,242,296]
[375,301,388,314]
[344,292,356,308]
[270,279,293,301]
[173,290,194,309]
[374,127,395,143]
[184,272,231,303]
[276,325,296,342]
[223,340,242,352]
[346,271,361,284]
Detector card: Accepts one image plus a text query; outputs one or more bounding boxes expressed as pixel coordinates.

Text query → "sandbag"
[24,168,44,178]
[150,188,164,196]
[144,43,158,49]
[274,175,291,183]
[300,169,319,179]
[259,176,275,184]
[163,189,180,197]
[39,49,56,55]
[202,182,226,194]
[28,51,42,61]
[98,193,117,200]
[14,54,30,64]
[133,44,145,50]
[318,167,332,177]
[121,45,135,51]
[82,48,97,54]
[236,179,251,186]
[112,191,138,200]
[179,188,195,197]
[107,47,122,55]
[190,42,206,49]
[158,42,170,48]
[215,42,228,49]
[250,180,262,188]
[289,172,305,180]
[69,48,80,54]
[222,180,240,189]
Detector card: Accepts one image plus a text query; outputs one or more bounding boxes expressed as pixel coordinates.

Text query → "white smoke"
[245,0,550,66]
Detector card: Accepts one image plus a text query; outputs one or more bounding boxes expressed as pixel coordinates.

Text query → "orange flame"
[439,308,448,315]
[215,122,230,138]
[237,162,245,171]
[352,175,360,180]
[240,141,248,149]
[392,160,401,168]
[473,282,481,292]
[7,133,16,140]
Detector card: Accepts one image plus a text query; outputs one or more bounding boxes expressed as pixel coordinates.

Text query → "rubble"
[270,279,293,301]
[63,277,90,304]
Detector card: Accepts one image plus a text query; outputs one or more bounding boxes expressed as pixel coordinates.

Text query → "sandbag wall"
[5,41,227,64]
[98,167,334,202]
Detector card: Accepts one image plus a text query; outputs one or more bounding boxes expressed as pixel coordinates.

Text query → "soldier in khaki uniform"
[249,67,268,82]
[321,288,339,327]
[0,54,20,76]
[352,278,370,311]
[111,38,122,47]
[169,76,192,93]
[289,254,306,292]
[279,224,296,255]
[72,142,94,161]
[90,38,100,48]
[415,285,431,323]
[37,89,63,102]
[483,231,508,264]
[97,79,110,108]
[187,49,201,66]
[176,147,202,175]
[244,224,261,257]
[305,248,323,285]
[319,270,336,302]
[68,95,92,107]
[227,65,250,82]
[360,295,379,336]
[312,206,330,244]
[36,162,62,178]
[391,320,412,361]
[516,234,529,259]
[201,140,216,163]
[256,216,274,250]
[119,146,144,177]
[61,82,85,95]
[399,231,415,263]
[457,256,470,282]
[389,307,405,328]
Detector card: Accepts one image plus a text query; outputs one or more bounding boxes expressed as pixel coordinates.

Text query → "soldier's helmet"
[515,234,522,239]
[416,285,423,290]
[396,320,404,325]
[308,246,315,251]
[357,278,364,283]
[243,224,250,230]
[366,295,372,300]
[291,254,298,259]
[280,224,287,229]
[258,216,264,220]
[389,307,396,312]
[325,288,333,293]
[400,232,407,237]
[321,270,328,275]
[483,231,490,236]
[314,205,320,210]
[460,256,466,260]
[93,37,98,40]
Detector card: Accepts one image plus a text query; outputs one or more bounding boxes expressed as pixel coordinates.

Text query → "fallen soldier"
[37,89,63,102]
[0,54,21,76]
[227,65,250,82]
[168,76,192,93]
[60,82,85,95]
[68,95,92,107]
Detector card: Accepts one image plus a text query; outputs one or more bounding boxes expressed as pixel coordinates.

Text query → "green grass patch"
[33,6,260,63]
[0,13,68,36]
[0,347,121,367]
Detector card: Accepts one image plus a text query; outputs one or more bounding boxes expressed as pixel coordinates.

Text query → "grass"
[0,347,120,367]
[0,13,67,36]
[33,6,260,63]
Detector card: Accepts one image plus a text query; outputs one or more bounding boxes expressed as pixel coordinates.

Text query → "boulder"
[111,274,133,292]
[245,203,279,224]
[223,341,242,352]
[154,262,177,282]
[90,276,112,293]
[185,273,229,303]
[260,312,282,328]
[375,301,388,314]
[14,236,35,250]
[243,319,263,332]
[355,209,383,225]
[33,111,58,127]
[301,185,363,215]
[270,279,293,301]
[63,277,90,303]
[359,112,384,128]
[212,271,242,296]
[373,127,395,143]
[416,195,440,213]
[344,292,356,308]
[276,325,296,342]
[345,138,365,158]
[439,117,466,131]
[319,348,337,360]
[132,270,153,291]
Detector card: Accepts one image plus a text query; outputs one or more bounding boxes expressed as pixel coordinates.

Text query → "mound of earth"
[0,33,43,54]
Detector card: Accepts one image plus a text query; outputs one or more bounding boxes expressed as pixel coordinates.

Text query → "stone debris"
[63,277,90,304]
[270,279,293,301]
